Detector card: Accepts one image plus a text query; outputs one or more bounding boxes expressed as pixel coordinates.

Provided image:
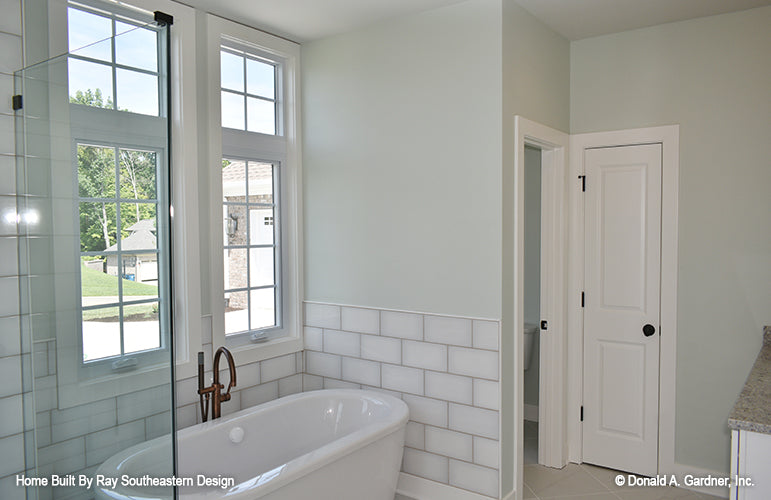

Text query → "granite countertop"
[728,326,771,434]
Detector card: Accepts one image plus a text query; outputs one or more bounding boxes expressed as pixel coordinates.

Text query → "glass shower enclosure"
[15,5,176,499]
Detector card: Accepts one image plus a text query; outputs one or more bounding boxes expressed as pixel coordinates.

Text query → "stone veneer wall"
[303,301,500,499]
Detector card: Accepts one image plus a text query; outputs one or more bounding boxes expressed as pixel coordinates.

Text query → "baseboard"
[524,404,538,422]
[396,472,492,500]
[666,463,730,499]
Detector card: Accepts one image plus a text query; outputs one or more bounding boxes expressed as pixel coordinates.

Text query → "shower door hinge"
[581,291,585,307]
[154,11,174,26]
[580,406,584,422]
[578,175,586,192]
[12,95,22,111]
[540,320,548,331]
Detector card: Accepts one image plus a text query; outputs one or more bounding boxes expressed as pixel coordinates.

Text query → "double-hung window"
[208,16,302,362]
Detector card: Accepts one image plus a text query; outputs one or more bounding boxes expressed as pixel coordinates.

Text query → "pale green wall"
[523,145,540,407]
[571,6,771,473]
[500,1,570,494]
[302,0,503,319]
[302,2,570,494]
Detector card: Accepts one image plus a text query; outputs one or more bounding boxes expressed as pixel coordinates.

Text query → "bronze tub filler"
[197,346,237,421]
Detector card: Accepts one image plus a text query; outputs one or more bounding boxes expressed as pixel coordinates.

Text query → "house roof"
[126,219,155,232]
[222,162,272,183]
[105,229,157,252]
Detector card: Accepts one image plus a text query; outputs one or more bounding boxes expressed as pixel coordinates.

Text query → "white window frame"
[71,126,170,376]
[48,0,202,407]
[206,14,303,365]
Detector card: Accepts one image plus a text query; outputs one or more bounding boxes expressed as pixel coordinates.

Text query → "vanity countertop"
[728,326,771,434]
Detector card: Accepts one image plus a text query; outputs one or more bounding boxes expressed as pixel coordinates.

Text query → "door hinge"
[154,11,174,25]
[12,95,22,111]
[578,175,586,192]
[540,320,548,331]
[581,291,585,308]
[580,405,584,422]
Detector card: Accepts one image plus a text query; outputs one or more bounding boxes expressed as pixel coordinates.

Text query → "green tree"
[77,145,116,252]
[119,150,157,227]
[72,89,159,251]
[72,90,115,252]
[70,88,113,109]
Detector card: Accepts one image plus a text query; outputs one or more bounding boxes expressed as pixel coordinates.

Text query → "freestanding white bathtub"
[94,389,409,500]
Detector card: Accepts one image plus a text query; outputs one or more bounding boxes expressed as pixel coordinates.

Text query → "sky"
[68,7,159,115]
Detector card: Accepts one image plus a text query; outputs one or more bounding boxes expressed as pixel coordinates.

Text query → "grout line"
[580,463,616,493]
[304,299,501,324]
[315,326,499,353]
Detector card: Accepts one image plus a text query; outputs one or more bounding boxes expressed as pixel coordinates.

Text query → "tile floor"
[523,421,723,500]
[523,463,724,500]
[397,422,724,499]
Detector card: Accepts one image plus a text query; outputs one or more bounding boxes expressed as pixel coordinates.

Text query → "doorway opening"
[523,145,541,465]
[513,116,570,500]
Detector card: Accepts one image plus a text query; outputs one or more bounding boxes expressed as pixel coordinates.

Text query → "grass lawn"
[82,304,158,322]
[81,264,158,296]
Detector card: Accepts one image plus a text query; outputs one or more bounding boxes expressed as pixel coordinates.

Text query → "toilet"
[524,323,538,371]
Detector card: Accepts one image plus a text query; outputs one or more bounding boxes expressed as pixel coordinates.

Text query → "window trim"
[206,14,303,365]
[49,0,202,408]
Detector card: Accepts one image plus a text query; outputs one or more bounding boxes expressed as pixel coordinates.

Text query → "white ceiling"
[175,0,467,42]
[514,0,771,40]
[177,0,771,43]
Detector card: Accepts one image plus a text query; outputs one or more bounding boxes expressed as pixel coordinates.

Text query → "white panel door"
[583,143,662,476]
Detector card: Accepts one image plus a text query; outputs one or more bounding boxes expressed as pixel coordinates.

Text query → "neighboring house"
[105,218,158,283]
[222,162,274,309]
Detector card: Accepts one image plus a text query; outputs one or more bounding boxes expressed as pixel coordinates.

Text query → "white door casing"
[513,116,570,500]
[582,144,662,476]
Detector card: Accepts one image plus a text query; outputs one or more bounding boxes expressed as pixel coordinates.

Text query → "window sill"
[225,334,302,366]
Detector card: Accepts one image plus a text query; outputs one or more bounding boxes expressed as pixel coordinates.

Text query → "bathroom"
[1,0,770,500]
[522,146,541,467]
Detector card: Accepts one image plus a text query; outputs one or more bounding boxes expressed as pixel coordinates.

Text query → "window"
[220,48,278,134]
[208,15,302,363]
[77,144,165,362]
[67,2,171,373]
[68,3,161,116]
[50,0,201,405]
[222,159,280,339]
[219,42,284,347]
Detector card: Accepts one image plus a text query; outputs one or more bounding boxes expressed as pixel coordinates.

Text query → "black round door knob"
[643,324,656,337]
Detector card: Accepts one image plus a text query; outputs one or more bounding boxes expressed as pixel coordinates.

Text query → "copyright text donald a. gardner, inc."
[614,473,754,488]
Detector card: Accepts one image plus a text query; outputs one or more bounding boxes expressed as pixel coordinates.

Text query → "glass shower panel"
[15,16,175,500]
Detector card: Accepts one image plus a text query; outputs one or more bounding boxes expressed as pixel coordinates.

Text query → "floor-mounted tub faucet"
[197,347,237,421]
